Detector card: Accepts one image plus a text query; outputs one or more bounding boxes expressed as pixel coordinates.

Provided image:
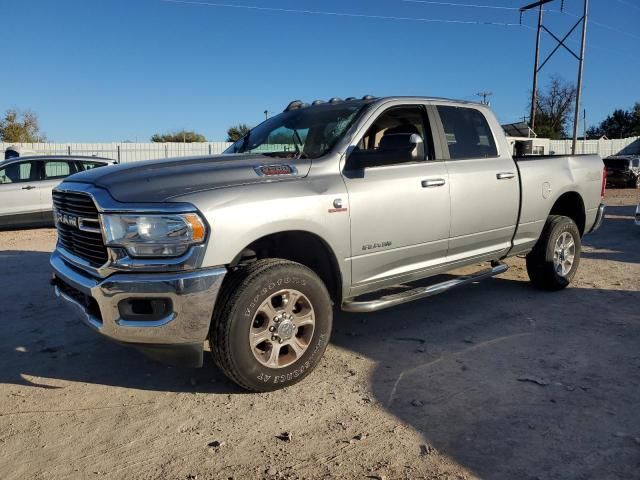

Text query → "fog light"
[118,298,172,321]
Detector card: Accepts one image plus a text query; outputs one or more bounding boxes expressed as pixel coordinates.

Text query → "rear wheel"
[210,259,332,392]
[526,215,581,291]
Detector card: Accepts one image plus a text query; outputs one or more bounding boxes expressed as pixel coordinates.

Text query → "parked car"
[635,203,640,227]
[604,155,640,188]
[0,155,117,228]
[50,96,606,392]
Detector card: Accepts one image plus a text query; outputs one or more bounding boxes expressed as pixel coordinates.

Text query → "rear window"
[44,161,74,179]
[77,161,106,171]
[437,106,498,159]
[604,158,630,168]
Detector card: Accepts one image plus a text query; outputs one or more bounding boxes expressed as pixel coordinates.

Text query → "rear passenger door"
[434,104,519,261]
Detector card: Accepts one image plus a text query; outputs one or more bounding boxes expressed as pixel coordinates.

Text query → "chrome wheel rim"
[553,231,576,277]
[249,289,315,369]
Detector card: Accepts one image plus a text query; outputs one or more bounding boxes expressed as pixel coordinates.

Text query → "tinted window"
[0,161,34,184]
[437,106,498,159]
[44,161,74,179]
[604,158,630,169]
[77,161,106,171]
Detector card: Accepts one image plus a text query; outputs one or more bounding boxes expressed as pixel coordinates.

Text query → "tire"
[526,215,581,291]
[210,259,333,392]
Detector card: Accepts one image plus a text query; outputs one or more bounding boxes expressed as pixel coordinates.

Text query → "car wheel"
[526,215,581,291]
[210,259,332,391]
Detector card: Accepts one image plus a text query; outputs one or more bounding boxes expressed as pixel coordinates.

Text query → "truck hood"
[65,154,311,203]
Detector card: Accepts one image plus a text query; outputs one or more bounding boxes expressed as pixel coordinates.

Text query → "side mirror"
[347,133,424,170]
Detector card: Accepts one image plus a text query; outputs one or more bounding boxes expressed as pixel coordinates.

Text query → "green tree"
[150,130,207,142]
[0,109,47,142]
[587,103,640,139]
[530,76,577,139]
[226,124,250,142]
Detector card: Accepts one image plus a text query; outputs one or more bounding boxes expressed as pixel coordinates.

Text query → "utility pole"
[572,0,589,155]
[530,3,544,133]
[520,0,589,153]
[476,91,493,106]
[264,110,269,121]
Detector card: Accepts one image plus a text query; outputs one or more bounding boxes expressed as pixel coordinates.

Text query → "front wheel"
[210,259,332,392]
[526,215,581,291]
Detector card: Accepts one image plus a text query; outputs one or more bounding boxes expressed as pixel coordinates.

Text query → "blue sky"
[2,0,638,142]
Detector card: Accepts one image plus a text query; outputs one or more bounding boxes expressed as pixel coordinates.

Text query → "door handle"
[421,179,446,188]
[496,172,515,180]
[21,185,36,190]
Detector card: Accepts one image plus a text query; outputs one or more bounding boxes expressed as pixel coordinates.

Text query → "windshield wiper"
[292,129,307,159]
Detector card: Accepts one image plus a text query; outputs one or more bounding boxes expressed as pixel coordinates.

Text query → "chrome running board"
[342,262,508,313]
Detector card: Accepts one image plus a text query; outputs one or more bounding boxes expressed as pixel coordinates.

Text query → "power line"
[555,8,640,41]
[398,0,518,10]
[613,0,640,11]
[161,0,524,26]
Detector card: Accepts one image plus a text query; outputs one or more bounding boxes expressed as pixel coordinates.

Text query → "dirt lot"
[0,189,638,480]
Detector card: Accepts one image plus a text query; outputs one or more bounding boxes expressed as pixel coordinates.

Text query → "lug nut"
[271,335,277,341]
[279,338,284,344]
[269,326,276,332]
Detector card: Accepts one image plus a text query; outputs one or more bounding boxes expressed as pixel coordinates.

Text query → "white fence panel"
[1,142,233,163]
[3,137,639,162]
[548,137,639,157]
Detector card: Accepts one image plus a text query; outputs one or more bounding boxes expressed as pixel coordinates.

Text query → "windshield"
[224,102,367,159]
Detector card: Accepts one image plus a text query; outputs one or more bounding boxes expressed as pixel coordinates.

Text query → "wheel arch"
[229,230,343,305]
[549,191,586,236]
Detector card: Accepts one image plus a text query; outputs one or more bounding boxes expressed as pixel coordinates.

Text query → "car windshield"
[224,102,368,159]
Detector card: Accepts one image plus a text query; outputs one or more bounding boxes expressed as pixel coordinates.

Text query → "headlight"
[101,213,207,257]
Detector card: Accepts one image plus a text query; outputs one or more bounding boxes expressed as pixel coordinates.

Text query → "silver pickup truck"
[50,96,606,391]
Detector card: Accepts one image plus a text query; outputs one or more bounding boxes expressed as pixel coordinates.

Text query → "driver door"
[342,105,450,290]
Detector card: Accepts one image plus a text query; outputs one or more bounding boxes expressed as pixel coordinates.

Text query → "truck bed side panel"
[510,154,603,255]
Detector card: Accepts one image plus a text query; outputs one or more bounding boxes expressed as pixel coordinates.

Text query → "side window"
[43,161,75,180]
[77,161,105,171]
[0,161,34,184]
[350,106,432,168]
[437,106,498,160]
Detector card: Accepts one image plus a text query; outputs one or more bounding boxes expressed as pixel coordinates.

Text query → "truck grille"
[53,191,109,267]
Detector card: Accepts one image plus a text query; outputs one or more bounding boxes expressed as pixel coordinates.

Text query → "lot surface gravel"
[0,189,638,479]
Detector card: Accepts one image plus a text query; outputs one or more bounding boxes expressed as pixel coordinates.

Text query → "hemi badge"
[255,164,296,176]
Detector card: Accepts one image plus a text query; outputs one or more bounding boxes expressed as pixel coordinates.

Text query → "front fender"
[171,177,351,288]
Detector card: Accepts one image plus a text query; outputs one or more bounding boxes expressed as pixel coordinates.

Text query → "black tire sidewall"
[226,265,332,390]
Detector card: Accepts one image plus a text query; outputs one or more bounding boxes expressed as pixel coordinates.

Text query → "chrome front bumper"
[50,249,226,367]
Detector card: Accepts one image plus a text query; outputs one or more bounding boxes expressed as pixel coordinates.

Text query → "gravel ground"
[0,189,638,480]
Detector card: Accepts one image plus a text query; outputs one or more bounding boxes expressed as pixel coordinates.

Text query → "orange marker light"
[185,214,206,242]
